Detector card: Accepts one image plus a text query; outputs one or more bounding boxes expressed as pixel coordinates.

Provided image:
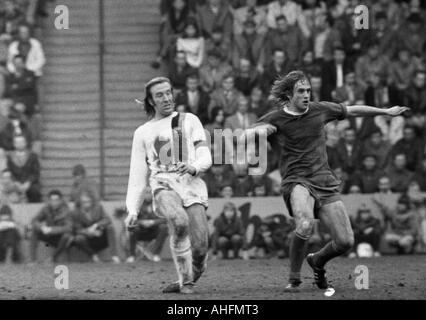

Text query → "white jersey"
[126,112,212,216]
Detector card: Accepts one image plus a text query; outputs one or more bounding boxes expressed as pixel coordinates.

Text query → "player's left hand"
[175,162,196,176]
[125,214,138,231]
[386,106,410,116]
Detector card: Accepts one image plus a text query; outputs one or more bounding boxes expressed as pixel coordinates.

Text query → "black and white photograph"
[0,0,425,312]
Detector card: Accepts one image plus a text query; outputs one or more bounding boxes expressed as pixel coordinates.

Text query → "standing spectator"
[0,201,22,263]
[168,51,197,92]
[261,49,292,93]
[176,18,205,69]
[386,153,414,193]
[231,0,268,36]
[70,164,99,204]
[234,58,260,97]
[211,202,245,259]
[249,86,270,118]
[266,0,310,39]
[29,190,73,263]
[375,194,418,254]
[175,73,210,125]
[196,0,233,39]
[0,108,32,151]
[204,26,231,63]
[5,54,38,116]
[335,127,362,176]
[266,14,305,68]
[209,73,243,117]
[6,135,40,202]
[360,130,391,169]
[350,204,383,258]
[332,71,364,106]
[388,126,423,172]
[321,46,351,101]
[126,188,168,263]
[355,42,391,90]
[232,19,266,72]
[351,154,384,194]
[224,94,257,131]
[313,13,341,63]
[199,48,233,93]
[7,24,45,77]
[71,190,120,263]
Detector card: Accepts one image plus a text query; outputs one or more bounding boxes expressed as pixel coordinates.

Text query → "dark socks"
[313,241,344,269]
[289,232,308,282]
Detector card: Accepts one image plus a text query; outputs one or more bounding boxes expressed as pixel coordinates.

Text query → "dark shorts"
[282,181,341,219]
[87,230,109,252]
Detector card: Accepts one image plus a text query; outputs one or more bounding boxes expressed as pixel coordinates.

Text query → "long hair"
[270,70,309,105]
[142,77,173,120]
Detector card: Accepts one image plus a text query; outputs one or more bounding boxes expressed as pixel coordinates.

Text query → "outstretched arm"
[346,105,409,117]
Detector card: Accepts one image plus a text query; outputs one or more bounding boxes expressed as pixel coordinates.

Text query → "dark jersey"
[257,101,347,188]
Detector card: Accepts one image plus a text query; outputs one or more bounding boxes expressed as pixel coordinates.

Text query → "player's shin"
[289,232,309,282]
[312,240,350,269]
[170,236,194,286]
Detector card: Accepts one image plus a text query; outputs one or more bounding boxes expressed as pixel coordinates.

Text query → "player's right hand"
[125,214,138,231]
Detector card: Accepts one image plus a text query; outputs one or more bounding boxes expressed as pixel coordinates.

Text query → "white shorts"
[149,172,209,210]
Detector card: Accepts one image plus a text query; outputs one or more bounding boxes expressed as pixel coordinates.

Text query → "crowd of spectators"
[0,0,48,204]
[154,0,426,200]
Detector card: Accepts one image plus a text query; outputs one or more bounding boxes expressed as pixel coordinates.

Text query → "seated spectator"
[349,204,383,258]
[224,95,257,131]
[360,129,391,169]
[0,201,22,263]
[176,18,205,69]
[301,0,327,39]
[332,71,364,106]
[7,24,45,77]
[126,188,168,263]
[211,202,245,259]
[71,190,120,263]
[299,50,321,79]
[29,190,73,263]
[335,127,362,175]
[364,72,402,111]
[231,0,268,36]
[377,175,393,195]
[168,50,197,92]
[234,58,260,97]
[414,157,426,192]
[220,184,234,199]
[0,108,32,151]
[209,73,243,117]
[393,13,425,58]
[232,162,253,197]
[388,125,423,172]
[0,99,12,132]
[365,11,397,59]
[0,0,26,40]
[5,54,38,116]
[266,0,309,38]
[249,86,269,118]
[175,73,210,124]
[196,0,233,40]
[204,25,231,63]
[199,48,233,93]
[351,154,384,194]
[70,164,99,204]
[404,70,426,131]
[386,153,414,193]
[261,49,293,93]
[355,42,391,90]
[375,194,418,254]
[267,16,306,66]
[6,135,40,202]
[390,47,420,93]
[12,101,42,155]
[232,19,266,72]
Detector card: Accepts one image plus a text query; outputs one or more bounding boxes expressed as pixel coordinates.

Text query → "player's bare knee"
[294,217,315,239]
[335,233,354,252]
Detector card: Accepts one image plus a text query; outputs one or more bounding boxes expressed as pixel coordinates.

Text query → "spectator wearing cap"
[5,54,38,117]
[176,18,205,69]
[350,154,384,194]
[211,202,245,259]
[208,72,243,117]
[199,48,233,93]
[266,0,310,39]
[394,13,425,58]
[232,18,266,73]
[231,0,268,35]
[321,46,351,101]
[168,50,198,93]
[7,24,45,77]
[70,164,99,204]
[196,0,233,39]
[175,73,210,124]
[30,190,73,263]
[386,153,414,193]
[388,126,423,172]
[360,130,391,170]
[6,135,40,202]
[204,26,231,64]
[350,204,383,258]
[374,194,417,254]
[266,14,305,68]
